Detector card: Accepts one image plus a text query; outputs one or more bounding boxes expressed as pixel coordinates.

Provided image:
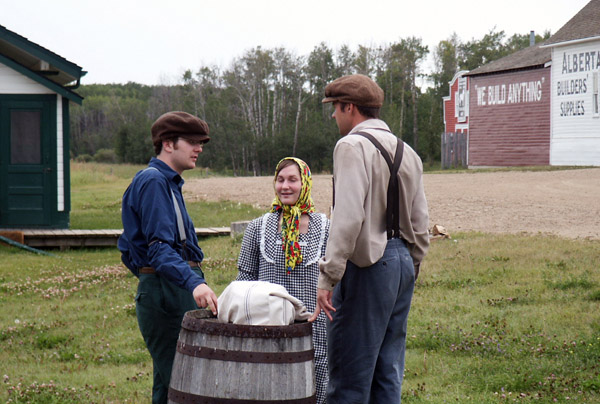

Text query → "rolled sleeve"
[318,142,369,290]
[409,173,430,265]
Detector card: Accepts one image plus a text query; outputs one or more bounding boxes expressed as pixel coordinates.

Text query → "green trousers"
[135,270,201,404]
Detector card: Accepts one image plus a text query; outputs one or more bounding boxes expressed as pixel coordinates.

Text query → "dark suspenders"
[353,132,405,240]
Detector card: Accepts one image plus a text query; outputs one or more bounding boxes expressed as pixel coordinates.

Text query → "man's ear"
[162,139,174,153]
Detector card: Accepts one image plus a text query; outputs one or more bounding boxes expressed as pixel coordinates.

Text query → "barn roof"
[465,43,551,77]
[543,0,600,46]
[0,24,85,104]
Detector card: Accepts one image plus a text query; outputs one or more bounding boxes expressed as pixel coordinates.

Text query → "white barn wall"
[550,40,600,165]
[0,63,54,94]
[56,94,64,212]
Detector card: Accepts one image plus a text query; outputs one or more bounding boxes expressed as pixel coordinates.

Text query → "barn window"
[10,110,41,164]
[593,72,599,118]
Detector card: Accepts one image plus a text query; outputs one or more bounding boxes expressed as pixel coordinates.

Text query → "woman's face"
[275,164,302,206]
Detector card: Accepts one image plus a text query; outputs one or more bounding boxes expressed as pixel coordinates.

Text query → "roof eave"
[541,35,600,48]
[448,70,470,87]
[0,26,83,79]
[466,63,549,78]
[0,53,83,104]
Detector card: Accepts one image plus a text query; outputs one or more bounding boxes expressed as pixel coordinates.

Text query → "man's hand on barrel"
[309,288,335,322]
[193,283,218,316]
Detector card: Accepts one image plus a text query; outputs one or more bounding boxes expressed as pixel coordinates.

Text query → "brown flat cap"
[151,111,210,144]
[322,74,384,107]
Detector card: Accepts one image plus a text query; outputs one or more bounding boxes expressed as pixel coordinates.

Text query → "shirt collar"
[350,118,391,134]
[149,157,184,186]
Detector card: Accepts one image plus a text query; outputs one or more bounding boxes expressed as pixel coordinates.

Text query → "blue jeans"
[327,238,415,404]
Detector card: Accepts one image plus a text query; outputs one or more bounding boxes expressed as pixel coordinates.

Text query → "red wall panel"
[443,74,469,133]
[468,68,551,166]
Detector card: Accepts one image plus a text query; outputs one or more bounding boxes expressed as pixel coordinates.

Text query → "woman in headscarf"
[236,157,330,404]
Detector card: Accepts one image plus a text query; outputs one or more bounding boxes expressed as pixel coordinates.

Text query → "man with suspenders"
[310,74,430,403]
[118,111,218,404]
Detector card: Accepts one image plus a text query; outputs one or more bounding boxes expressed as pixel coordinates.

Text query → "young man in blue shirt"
[118,111,218,404]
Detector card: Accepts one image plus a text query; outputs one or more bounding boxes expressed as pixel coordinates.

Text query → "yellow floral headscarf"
[270,157,315,274]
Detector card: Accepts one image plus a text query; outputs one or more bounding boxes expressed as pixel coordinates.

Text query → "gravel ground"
[185,168,600,240]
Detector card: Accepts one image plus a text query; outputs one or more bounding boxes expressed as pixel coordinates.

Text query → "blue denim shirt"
[118,157,205,293]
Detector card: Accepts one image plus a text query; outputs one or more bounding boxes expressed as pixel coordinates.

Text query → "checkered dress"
[237,211,330,404]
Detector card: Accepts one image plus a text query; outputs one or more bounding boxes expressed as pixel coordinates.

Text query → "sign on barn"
[548,43,600,165]
[467,67,551,167]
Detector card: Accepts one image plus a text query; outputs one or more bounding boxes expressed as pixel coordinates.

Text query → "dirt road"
[185,168,600,240]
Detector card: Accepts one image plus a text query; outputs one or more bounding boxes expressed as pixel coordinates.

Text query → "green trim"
[0,53,83,104]
[0,26,83,78]
[0,93,57,103]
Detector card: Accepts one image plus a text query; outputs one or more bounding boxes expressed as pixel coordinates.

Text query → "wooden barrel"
[168,309,316,403]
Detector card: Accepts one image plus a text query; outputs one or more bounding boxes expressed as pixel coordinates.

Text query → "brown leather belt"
[139,261,201,274]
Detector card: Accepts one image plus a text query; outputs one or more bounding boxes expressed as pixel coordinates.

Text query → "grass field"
[69,162,264,229]
[1,162,599,403]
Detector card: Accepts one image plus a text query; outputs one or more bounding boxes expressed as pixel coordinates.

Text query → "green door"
[0,96,55,227]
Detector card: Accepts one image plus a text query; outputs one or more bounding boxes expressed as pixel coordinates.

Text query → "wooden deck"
[3,228,230,249]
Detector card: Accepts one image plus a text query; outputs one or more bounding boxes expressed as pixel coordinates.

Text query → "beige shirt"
[318,119,430,290]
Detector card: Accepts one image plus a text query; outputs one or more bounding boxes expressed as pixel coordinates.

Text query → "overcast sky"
[1,0,591,86]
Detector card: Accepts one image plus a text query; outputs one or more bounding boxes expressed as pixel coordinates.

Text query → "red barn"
[443,42,552,167]
[466,43,552,167]
[443,0,600,167]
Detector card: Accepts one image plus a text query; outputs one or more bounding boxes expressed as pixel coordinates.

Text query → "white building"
[542,0,600,166]
[0,24,85,228]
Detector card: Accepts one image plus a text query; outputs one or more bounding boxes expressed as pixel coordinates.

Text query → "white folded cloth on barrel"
[217,281,311,325]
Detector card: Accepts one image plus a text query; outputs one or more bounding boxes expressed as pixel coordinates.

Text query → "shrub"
[74,154,93,163]
[93,148,118,163]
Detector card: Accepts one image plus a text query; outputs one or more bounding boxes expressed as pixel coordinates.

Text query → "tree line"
[70,29,550,175]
